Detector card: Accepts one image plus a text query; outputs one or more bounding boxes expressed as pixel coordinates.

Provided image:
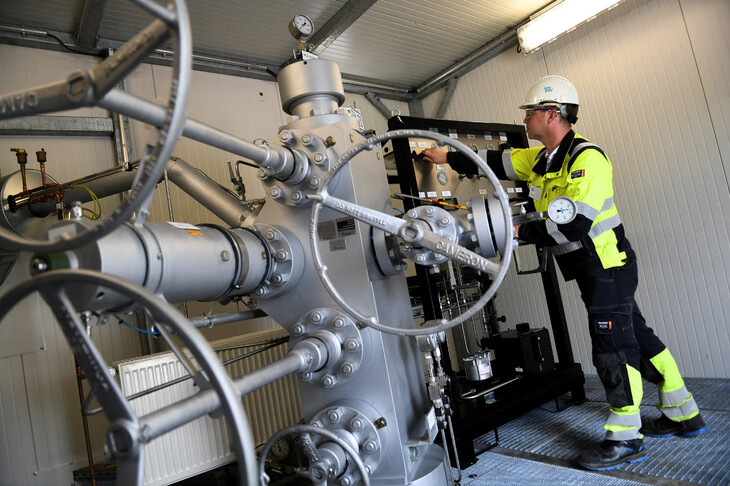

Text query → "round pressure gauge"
[271,437,291,459]
[547,196,577,224]
[437,171,449,185]
[288,14,313,40]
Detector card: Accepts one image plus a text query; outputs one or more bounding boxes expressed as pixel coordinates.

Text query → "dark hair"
[563,104,579,124]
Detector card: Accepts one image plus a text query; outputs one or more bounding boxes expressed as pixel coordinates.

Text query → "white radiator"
[115,327,302,485]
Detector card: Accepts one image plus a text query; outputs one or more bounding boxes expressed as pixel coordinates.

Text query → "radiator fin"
[116,327,301,485]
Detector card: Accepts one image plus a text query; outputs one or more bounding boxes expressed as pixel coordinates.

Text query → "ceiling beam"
[309,0,377,56]
[363,92,393,120]
[0,116,114,136]
[0,26,414,101]
[435,77,458,119]
[414,30,518,98]
[76,0,107,48]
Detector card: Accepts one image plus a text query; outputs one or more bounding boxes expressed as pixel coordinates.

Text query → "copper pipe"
[75,360,97,486]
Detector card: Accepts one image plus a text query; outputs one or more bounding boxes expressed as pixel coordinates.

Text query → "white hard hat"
[519,75,579,109]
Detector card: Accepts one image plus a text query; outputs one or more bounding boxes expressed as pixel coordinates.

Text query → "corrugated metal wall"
[424,0,730,379]
[0,45,146,486]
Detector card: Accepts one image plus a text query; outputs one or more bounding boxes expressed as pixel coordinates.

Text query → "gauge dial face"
[437,171,449,185]
[271,437,290,459]
[289,14,313,39]
[547,196,577,224]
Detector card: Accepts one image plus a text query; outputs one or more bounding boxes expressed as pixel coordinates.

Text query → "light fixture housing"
[517,0,625,54]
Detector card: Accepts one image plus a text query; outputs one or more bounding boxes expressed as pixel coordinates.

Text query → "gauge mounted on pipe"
[546,196,577,224]
[513,196,578,225]
[289,14,313,40]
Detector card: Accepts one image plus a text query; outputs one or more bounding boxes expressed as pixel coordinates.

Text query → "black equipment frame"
[387,115,586,466]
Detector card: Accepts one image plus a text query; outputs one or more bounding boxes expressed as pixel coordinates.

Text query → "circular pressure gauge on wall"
[547,196,577,224]
[289,14,313,40]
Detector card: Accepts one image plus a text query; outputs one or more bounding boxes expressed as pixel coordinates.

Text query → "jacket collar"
[533,130,576,175]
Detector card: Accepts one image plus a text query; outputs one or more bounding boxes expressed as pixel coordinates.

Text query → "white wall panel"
[0,45,146,485]
[431,0,730,379]
[680,0,730,198]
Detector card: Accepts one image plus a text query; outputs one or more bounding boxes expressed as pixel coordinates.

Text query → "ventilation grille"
[116,327,301,485]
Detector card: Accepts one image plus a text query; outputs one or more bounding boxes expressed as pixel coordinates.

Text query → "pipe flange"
[399,205,459,266]
[289,308,364,387]
[309,401,385,482]
[251,223,304,299]
[259,128,340,208]
[372,228,407,277]
[469,195,505,258]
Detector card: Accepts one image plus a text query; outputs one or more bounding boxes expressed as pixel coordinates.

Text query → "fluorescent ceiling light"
[517,0,625,54]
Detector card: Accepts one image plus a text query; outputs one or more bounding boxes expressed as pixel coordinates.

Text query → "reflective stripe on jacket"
[508,130,627,271]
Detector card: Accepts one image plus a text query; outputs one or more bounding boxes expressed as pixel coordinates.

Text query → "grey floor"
[456,375,730,486]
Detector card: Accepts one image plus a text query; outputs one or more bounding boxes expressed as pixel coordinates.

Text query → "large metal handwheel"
[309,129,513,336]
[0,0,192,253]
[0,270,257,485]
[258,424,370,486]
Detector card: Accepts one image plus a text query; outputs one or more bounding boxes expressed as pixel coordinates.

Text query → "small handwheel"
[0,270,258,485]
[0,0,192,253]
[259,424,371,486]
[309,129,513,336]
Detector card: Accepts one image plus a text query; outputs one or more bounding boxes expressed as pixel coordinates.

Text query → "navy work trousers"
[574,255,667,408]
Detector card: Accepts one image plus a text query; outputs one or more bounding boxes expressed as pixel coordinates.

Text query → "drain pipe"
[165,156,250,227]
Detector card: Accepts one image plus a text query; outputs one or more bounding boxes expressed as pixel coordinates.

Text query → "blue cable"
[113,313,160,335]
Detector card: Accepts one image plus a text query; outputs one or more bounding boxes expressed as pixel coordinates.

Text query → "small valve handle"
[11,148,28,165]
[11,148,29,192]
[36,148,48,187]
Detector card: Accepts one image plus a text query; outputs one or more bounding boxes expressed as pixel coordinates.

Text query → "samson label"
[334,201,386,227]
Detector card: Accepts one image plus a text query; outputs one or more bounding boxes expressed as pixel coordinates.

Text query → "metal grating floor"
[462,375,730,486]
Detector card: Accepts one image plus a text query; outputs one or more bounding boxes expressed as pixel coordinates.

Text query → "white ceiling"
[0,0,554,94]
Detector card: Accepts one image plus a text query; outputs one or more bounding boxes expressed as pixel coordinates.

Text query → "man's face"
[523,106,554,141]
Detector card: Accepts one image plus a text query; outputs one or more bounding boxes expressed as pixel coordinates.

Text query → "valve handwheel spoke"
[309,129,513,336]
[0,0,192,253]
[0,270,258,485]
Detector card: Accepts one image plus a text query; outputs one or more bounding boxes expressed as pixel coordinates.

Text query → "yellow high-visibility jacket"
[447,130,631,279]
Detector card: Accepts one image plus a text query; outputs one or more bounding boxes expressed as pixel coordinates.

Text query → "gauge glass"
[547,196,577,224]
[271,437,290,459]
[289,14,313,39]
[437,171,449,185]
[295,14,312,35]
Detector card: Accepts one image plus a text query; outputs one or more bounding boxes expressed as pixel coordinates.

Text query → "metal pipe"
[154,48,271,73]
[10,163,142,217]
[165,157,248,227]
[75,360,97,486]
[98,89,294,177]
[188,309,267,328]
[139,347,309,440]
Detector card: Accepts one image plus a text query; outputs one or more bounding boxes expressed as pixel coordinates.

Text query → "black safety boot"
[640,413,707,437]
[577,439,647,471]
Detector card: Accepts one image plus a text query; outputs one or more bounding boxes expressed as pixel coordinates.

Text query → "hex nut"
[321,374,337,388]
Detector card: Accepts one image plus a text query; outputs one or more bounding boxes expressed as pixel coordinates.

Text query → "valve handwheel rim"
[309,129,514,336]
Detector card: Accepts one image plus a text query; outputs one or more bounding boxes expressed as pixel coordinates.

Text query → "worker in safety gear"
[420,75,706,471]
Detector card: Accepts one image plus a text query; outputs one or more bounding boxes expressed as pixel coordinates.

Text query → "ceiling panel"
[0,0,84,34]
[318,0,551,87]
[0,0,554,90]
